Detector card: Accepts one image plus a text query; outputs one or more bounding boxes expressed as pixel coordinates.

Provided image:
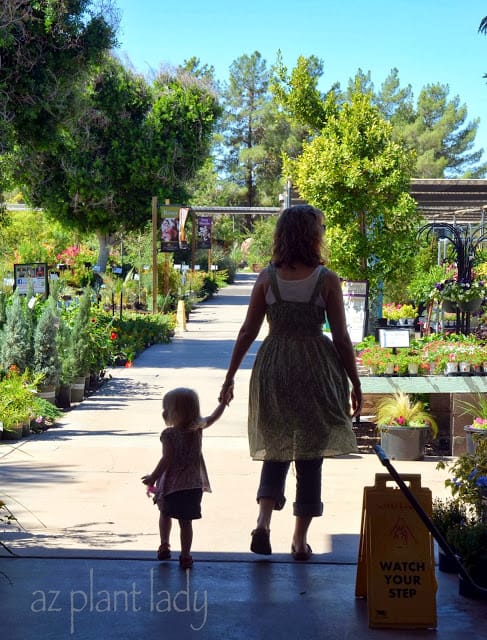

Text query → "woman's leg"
[255,460,290,528]
[292,458,324,554]
[251,461,290,554]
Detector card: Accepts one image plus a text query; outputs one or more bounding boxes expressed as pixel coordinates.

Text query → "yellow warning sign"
[355,473,437,629]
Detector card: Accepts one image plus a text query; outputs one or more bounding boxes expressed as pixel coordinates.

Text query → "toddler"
[142,387,226,569]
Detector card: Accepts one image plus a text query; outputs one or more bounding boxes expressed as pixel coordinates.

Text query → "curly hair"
[272,205,325,268]
[163,387,204,430]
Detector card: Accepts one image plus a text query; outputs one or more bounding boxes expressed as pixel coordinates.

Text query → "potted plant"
[436,438,487,597]
[456,393,487,453]
[33,297,61,403]
[435,278,486,313]
[375,392,439,460]
[381,302,417,325]
[431,498,469,572]
[447,521,487,598]
[0,369,39,439]
[359,345,395,375]
[64,289,92,402]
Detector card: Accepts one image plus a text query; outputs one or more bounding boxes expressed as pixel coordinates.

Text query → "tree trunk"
[95,230,116,273]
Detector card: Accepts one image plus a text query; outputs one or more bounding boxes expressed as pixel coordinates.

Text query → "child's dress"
[154,427,211,503]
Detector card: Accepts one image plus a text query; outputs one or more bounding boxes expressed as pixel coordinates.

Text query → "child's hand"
[141,474,152,485]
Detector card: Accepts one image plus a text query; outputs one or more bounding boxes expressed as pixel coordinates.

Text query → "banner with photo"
[14,263,48,296]
[160,206,180,252]
[197,216,212,249]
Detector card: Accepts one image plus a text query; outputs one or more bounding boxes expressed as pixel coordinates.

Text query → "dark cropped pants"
[256,458,324,517]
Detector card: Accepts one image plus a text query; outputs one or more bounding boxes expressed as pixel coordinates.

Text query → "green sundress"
[248,265,358,461]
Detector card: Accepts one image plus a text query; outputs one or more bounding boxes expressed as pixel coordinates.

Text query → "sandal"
[291,543,312,561]
[157,543,171,560]
[179,555,194,570]
[250,528,272,555]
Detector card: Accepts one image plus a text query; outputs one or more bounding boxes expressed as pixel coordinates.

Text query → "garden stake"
[373,444,487,598]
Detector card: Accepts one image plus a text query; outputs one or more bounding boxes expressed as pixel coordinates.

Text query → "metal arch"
[418,222,487,282]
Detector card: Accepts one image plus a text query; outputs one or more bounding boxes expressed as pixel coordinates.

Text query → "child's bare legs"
[178,519,193,558]
[159,513,172,546]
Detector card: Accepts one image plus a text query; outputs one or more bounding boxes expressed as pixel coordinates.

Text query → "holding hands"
[219,378,234,405]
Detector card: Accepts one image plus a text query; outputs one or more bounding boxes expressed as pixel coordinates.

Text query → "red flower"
[125,360,133,368]
[110,332,118,340]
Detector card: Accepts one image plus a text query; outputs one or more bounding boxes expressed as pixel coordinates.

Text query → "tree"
[0,292,31,372]
[0,0,116,201]
[286,91,421,301]
[344,69,486,178]
[13,56,220,271]
[220,52,271,208]
[397,84,486,178]
[33,297,61,388]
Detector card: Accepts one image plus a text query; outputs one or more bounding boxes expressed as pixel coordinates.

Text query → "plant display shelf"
[360,375,487,394]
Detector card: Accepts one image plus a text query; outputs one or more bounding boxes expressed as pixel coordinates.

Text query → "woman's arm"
[323,271,362,417]
[219,271,268,403]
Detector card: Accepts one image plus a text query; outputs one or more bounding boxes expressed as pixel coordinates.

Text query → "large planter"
[37,384,56,405]
[70,376,86,403]
[1,422,24,441]
[56,383,72,409]
[464,425,487,454]
[458,298,482,313]
[379,425,430,461]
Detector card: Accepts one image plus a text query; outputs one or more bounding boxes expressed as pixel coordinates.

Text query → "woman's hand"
[219,379,234,405]
[351,385,363,418]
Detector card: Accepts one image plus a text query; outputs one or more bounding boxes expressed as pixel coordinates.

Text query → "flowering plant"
[438,438,487,522]
[457,393,487,426]
[434,278,487,303]
[375,392,438,436]
[381,302,417,320]
[358,345,396,374]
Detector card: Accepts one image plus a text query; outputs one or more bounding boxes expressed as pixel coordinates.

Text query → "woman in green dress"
[220,205,362,560]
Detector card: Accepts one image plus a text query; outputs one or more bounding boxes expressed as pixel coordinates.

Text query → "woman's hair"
[163,387,204,430]
[272,205,325,268]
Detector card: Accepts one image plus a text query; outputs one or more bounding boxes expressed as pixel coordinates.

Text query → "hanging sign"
[14,263,48,296]
[196,216,212,249]
[160,206,180,252]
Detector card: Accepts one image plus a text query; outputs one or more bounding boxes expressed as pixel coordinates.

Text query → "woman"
[220,205,362,560]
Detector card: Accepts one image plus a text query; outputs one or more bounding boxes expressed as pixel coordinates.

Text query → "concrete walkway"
[1,273,485,639]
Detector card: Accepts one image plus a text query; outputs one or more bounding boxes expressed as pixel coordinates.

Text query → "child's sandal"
[179,555,193,570]
[157,543,171,560]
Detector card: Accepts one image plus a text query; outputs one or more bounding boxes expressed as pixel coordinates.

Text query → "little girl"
[142,387,226,569]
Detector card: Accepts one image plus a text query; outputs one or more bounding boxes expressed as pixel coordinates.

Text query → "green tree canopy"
[286,91,421,298]
[13,56,221,270]
[345,69,487,178]
[0,0,116,151]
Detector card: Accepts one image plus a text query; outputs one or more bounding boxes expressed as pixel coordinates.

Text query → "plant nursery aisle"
[1,273,451,559]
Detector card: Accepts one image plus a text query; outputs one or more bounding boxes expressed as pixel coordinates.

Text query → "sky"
[112,0,487,159]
